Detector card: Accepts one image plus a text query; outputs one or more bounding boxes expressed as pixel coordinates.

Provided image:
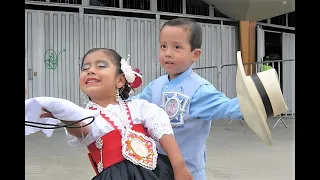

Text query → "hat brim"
[236,51,272,146]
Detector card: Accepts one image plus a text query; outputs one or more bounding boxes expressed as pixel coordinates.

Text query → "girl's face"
[79,50,124,101]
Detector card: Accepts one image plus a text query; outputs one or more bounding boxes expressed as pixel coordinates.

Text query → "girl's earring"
[116,88,122,102]
[116,88,120,96]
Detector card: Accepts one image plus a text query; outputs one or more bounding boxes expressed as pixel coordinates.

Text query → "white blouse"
[66,99,174,147]
[25,97,100,137]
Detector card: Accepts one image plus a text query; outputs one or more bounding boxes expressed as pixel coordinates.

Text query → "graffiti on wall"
[44,49,66,70]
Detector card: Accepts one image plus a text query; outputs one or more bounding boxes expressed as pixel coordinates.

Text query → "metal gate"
[25,9,238,105]
[83,14,158,97]
[282,33,295,115]
[25,10,81,105]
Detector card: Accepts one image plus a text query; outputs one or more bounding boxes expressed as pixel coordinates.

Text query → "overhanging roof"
[203,0,295,21]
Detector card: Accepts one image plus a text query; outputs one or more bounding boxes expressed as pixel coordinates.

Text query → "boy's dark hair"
[160,18,202,51]
[81,48,132,100]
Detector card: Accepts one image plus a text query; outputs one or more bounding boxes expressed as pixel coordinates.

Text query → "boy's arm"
[129,80,154,102]
[189,84,243,121]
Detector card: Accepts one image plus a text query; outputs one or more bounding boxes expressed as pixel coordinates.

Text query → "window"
[50,0,82,4]
[90,0,119,8]
[157,0,183,13]
[271,14,286,26]
[186,0,209,16]
[288,12,295,27]
[123,0,150,10]
[259,19,268,23]
[213,7,229,18]
[26,0,46,1]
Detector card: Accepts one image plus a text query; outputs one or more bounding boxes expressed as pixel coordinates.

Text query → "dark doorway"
[264,31,283,89]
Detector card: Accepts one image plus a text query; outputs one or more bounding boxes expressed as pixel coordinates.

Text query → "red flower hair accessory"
[120,55,142,89]
[130,68,142,89]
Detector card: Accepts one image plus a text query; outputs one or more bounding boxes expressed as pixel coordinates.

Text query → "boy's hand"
[173,164,193,180]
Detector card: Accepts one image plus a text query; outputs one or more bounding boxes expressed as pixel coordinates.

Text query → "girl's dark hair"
[81,48,132,100]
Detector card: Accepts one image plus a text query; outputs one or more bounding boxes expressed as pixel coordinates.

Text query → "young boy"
[132,18,243,180]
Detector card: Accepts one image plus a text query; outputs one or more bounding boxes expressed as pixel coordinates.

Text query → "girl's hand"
[173,164,193,180]
[40,108,55,119]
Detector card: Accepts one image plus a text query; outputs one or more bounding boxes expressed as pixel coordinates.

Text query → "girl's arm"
[138,100,192,180]
[40,109,90,138]
[159,134,188,171]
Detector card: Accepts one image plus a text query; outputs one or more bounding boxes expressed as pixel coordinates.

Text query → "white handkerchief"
[25,97,99,137]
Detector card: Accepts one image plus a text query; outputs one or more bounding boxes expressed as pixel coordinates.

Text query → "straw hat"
[236,51,288,146]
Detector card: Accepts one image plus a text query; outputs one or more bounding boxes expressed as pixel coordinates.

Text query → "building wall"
[25,8,239,106]
[25,1,294,115]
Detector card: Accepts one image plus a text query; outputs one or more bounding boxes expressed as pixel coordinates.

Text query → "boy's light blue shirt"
[129,67,242,180]
[132,67,242,121]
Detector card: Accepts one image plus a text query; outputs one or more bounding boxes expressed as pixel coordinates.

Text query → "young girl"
[27,48,192,180]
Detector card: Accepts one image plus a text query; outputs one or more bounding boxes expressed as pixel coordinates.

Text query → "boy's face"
[159,26,201,79]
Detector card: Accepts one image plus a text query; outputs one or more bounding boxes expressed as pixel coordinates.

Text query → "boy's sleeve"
[129,80,154,102]
[189,84,243,121]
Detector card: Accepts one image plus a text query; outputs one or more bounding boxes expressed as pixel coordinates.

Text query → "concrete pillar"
[239,21,256,75]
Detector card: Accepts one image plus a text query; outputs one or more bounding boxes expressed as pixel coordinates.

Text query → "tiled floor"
[25,117,295,180]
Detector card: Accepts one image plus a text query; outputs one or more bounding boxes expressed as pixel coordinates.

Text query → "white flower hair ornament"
[120,54,142,89]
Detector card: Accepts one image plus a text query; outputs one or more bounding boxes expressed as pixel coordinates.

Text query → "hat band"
[251,74,274,118]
